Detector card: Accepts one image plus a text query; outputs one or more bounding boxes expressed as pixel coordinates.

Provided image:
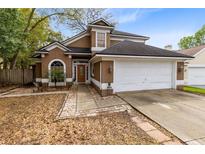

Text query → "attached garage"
[187,66,205,85]
[113,59,174,92]
[90,40,192,96]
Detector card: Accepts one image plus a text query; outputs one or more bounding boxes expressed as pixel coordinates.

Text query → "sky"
[53,8,205,50]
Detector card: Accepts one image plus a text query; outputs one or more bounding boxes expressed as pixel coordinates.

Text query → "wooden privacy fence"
[0,69,34,85]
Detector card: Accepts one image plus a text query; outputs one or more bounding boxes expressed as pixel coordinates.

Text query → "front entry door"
[77,65,85,83]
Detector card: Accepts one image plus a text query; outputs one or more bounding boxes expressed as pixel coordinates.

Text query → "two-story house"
[32,18,192,96]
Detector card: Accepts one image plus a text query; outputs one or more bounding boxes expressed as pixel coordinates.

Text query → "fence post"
[22,68,25,85]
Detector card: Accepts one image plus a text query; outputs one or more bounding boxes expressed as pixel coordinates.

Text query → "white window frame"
[96,32,106,48]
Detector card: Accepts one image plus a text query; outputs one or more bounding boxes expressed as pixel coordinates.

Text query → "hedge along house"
[32,18,193,96]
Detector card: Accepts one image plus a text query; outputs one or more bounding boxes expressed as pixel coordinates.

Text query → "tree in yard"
[15,9,63,69]
[178,25,205,49]
[0,9,26,69]
[58,8,115,33]
[0,8,114,69]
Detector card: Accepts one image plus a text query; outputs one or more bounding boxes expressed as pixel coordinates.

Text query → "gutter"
[89,54,193,62]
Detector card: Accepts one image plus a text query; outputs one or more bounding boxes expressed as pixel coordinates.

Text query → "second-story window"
[97,32,106,47]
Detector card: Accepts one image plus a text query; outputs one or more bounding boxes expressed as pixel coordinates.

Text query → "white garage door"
[188,67,205,85]
[113,60,173,92]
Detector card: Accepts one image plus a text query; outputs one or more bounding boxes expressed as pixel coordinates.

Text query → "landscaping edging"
[0,91,69,98]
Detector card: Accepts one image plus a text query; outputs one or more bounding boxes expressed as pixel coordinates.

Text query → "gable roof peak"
[88,18,114,27]
[38,41,71,52]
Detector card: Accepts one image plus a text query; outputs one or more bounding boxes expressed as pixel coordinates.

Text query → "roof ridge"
[61,30,88,44]
[97,40,193,58]
[111,30,149,39]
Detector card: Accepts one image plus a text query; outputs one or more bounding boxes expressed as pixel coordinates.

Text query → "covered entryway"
[113,59,174,92]
[187,66,205,85]
[72,59,90,84]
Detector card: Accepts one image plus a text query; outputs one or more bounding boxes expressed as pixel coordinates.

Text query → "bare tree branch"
[24,8,36,33]
[29,12,64,32]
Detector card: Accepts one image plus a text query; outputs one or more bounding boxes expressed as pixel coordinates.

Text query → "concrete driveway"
[117,90,205,144]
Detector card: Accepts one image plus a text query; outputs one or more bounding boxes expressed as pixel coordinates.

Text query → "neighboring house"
[32,18,192,96]
[179,45,205,85]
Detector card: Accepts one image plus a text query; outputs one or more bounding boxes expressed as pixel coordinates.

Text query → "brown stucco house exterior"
[32,18,193,96]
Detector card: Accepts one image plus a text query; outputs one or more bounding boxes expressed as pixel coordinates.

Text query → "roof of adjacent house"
[111,30,149,39]
[97,40,193,58]
[178,45,205,56]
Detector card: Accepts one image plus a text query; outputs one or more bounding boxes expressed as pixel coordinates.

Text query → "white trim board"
[66,78,73,82]
[89,54,192,62]
[110,34,149,40]
[91,78,101,89]
[64,52,91,55]
[110,37,145,43]
[41,42,70,51]
[188,64,205,68]
[48,82,66,86]
[193,47,205,57]
[89,18,114,27]
[63,32,90,46]
[91,28,110,33]
[88,25,114,29]
[91,78,113,90]
[91,47,106,52]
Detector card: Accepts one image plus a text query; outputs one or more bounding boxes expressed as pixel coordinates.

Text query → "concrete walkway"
[118,90,205,145]
[57,85,131,118]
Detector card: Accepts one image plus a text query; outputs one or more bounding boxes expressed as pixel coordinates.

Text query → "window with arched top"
[50,60,65,82]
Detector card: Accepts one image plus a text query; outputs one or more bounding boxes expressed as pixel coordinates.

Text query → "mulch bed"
[0,94,158,145]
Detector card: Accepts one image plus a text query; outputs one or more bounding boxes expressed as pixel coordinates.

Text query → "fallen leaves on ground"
[0,94,157,145]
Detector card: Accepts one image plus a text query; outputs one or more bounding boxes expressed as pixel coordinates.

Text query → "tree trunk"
[10,52,18,69]
[3,60,8,69]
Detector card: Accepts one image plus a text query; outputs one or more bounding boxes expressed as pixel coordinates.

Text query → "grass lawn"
[0,94,157,145]
[183,86,205,95]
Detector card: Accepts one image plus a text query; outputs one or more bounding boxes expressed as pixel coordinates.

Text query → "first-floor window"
[50,61,65,82]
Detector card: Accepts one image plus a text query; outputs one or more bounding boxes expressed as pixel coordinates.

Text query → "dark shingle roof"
[31,53,41,58]
[67,47,91,54]
[111,30,149,39]
[178,45,205,56]
[97,40,193,58]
